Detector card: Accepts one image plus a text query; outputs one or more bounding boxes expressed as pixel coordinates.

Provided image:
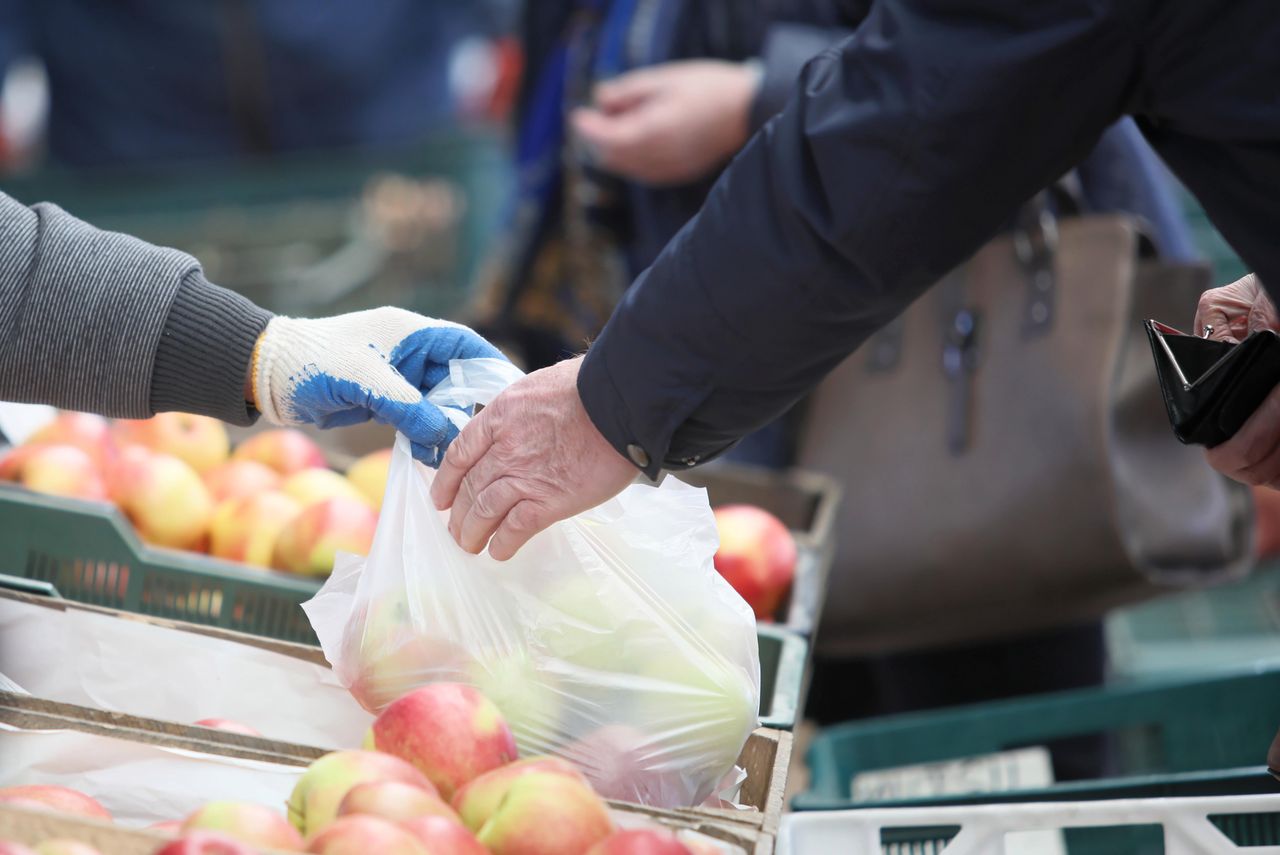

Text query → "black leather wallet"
[1145,320,1280,447]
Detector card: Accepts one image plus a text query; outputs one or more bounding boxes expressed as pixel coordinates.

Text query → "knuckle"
[506,502,545,534]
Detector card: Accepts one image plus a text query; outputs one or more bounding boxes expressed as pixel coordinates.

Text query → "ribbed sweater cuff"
[149,272,273,425]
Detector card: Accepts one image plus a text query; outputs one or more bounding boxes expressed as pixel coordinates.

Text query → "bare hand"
[1194,274,1280,487]
[429,358,638,560]
[570,60,760,186]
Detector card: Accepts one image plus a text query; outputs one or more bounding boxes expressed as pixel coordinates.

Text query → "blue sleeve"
[1076,118,1200,262]
[578,0,1139,477]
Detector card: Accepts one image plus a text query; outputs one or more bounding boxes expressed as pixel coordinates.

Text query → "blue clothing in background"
[0,0,493,167]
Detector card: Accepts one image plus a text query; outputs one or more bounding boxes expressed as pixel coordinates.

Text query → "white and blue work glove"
[251,308,505,465]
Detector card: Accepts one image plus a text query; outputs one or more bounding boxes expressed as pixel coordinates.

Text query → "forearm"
[579,0,1137,477]
[0,192,270,423]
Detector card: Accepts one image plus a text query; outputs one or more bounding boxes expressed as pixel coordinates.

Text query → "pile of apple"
[0,684,721,855]
[0,411,392,577]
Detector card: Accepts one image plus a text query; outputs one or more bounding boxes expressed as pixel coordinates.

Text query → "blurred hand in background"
[570,60,761,187]
[1195,274,1280,488]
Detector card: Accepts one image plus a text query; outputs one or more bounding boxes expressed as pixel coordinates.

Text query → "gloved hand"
[251,307,505,465]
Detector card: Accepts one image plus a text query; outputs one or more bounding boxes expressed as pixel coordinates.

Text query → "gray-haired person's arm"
[0,191,271,424]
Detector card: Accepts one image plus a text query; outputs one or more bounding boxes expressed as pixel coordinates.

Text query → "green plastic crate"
[1107,561,1280,679]
[0,486,805,727]
[795,667,1280,811]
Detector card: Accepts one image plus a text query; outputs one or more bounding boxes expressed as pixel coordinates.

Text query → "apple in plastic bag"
[340,595,472,713]
[466,650,564,752]
[364,684,518,801]
[538,576,639,672]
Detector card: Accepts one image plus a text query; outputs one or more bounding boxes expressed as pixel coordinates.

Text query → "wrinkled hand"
[253,307,504,465]
[571,60,761,186]
[1193,274,1280,487]
[429,358,638,560]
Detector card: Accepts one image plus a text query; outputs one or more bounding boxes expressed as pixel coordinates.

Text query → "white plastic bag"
[304,358,761,808]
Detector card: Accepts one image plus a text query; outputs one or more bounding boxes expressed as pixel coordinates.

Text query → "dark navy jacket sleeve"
[578,0,1142,476]
[750,23,855,132]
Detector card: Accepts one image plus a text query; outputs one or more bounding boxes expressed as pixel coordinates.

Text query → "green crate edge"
[1,486,806,728]
[795,666,1280,810]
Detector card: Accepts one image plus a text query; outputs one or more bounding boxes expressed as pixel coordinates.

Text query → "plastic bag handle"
[425,358,526,431]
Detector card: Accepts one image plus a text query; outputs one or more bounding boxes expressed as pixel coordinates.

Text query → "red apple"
[272,497,377,576]
[209,491,302,567]
[287,750,436,837]
[193,719,262,737]
[182,801,301,850]
[399,815,487,855]
[712,504,797,619]
[305,815,426,855]
[475,773,612,855]
[586,830,695,855]
[33,841,103,855]
[452,756,585,832]
[337,781,458,825]
[25,412,116,467]
[0,786,111,821]
[364,684,518,801]
[203,460,282,504]
[115,413,230,474]
[151,832,259,855]
[232,429,327,476]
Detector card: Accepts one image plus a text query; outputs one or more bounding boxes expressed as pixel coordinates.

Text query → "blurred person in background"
[461,0,1211,780]
[0,0,510,171]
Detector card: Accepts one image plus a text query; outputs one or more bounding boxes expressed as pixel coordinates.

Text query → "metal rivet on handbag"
[798,194,1255,656]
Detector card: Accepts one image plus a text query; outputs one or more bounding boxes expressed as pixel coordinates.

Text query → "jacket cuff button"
[625,443,651,469]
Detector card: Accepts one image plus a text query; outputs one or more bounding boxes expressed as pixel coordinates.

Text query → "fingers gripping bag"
[304,358,761,808]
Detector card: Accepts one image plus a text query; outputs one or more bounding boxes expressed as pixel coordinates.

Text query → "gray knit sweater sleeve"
[0,191,272,425]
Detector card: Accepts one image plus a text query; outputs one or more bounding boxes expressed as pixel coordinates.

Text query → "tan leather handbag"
[798,203,1255,656]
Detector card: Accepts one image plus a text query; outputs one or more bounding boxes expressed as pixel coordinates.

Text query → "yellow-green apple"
[452,756,584,832]
[34,841,103,855]
[711,505,797,619]
[399,816,487,855]
[193,718,262,737]
[4,444,109,501]
[539,576,633,672]
[586,830,695,855]
[203,460,282,504]
[0,786,111,821]
[152,833,259,855]
[114,413,230,474]
[232,429,327,475]
[209,491,302,567]
[108,446,214,550]
[281,468,370,509]
[182,801,302,850]
[287,749,436,837]
[345,449,392,511]
[339,597,472,713]
[364,683,518,801]
[305,815,427,855]
[476,773,612,855]
[467,651,563,751]
[25,411,115,467]
[272,496,377,576]
[337,781,459,825]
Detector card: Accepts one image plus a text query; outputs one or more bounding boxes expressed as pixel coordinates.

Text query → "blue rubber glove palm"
[253,308,505,464]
